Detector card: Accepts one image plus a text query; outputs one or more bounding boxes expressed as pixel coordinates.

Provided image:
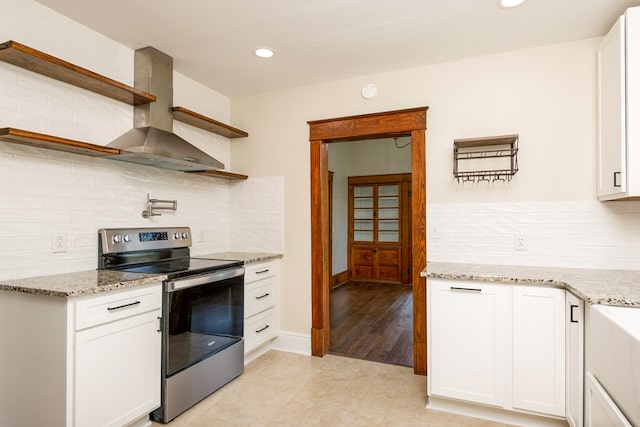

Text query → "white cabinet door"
[566,291,584,427]
[74,309,161,427]
[429,280,510,407]
[585,373,633,427]
[512,286,565,417]
[597,14,626,199]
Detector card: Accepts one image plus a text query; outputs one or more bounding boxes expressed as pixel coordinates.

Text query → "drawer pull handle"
[570,304,579,323]
[256,269,270,274]
[450,286,482,292]
[107,301,141,311]
[255,293,270,300]
[614,171,622,187]
[255,325,270,333]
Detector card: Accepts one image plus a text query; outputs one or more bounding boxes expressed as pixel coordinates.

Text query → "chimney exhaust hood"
[106,47,224,172]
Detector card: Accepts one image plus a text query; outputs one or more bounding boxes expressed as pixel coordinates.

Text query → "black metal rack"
[453,134,519,182]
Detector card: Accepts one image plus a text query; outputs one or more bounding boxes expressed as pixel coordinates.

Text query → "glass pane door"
[377,184,399,243]
[353,185,374,241]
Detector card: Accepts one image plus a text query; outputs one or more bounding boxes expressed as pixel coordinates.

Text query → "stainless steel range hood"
[106,47,224,172]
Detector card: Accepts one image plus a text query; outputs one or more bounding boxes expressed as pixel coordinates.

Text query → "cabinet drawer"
[377,248,399,265]
[75,284,162,331]
[245,277,276,318]
[352,248,373,265]
[245,308,277,352]
[353,265,373,279]
[245,261,277,283]
[378,265,399,282]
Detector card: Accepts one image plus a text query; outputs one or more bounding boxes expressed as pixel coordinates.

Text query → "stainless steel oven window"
[163,267,244,377]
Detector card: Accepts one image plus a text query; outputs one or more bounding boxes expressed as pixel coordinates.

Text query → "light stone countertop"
[0,270,166,298]
[0,252,282,298]
[422,261,640,307]
[198,252,283,264]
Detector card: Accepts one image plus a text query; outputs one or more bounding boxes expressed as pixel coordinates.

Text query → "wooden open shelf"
[0,40,156,106]
[453,134,519,182]
[0,127,249,180]
[172,106,248,138]
[188,170,249,180]
[0,128,120,157]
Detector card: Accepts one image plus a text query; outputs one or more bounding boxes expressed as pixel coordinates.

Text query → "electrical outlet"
[514,234,527,251]
[52,232,66,253]
[429,223,441,239]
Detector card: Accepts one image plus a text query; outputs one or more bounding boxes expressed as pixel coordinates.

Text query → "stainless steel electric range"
[98,226,245,423]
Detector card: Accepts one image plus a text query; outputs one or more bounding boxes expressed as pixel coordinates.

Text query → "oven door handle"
[166,267,245,292]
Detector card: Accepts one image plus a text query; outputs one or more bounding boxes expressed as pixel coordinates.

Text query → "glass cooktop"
[117,257,243,277]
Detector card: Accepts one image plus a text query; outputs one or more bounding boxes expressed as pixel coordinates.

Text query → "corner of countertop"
[421,260,640,308]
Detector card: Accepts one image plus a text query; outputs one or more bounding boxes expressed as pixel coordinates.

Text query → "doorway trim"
[308,106,428,375]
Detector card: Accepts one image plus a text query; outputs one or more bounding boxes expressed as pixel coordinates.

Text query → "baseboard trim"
[330,270,350,288]
[426,396,566,427]
[271,331,311,356]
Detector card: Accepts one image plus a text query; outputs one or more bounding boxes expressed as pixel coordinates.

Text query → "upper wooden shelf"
[172,106,248,138]
[188,170,248,180]
[0,127,249,180]
[0,40,156,106]
[453,134,519,149]
[0,127,120,157]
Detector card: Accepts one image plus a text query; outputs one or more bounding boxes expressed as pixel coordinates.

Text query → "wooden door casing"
[308,107,428,375]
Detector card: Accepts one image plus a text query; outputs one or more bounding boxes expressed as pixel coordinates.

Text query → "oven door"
[163,266,244,377]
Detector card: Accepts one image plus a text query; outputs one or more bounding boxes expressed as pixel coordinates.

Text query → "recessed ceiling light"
[254,48,274,58]
[497,0,526,8]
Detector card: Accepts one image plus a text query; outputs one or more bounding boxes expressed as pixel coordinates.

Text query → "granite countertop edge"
[0,273,167,298]
[422,261,640,308]
[198,251,283,265]
[0,252,283,298]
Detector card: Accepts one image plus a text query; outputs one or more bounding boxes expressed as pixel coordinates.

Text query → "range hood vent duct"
[106,47,224,172]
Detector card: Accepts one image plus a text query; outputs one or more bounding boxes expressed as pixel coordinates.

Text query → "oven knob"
[112,234,122,244]
[174,232,181,240]
[123,234,131,242]
[182,232,188,239]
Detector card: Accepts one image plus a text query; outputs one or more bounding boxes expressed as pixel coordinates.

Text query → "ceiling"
[35,0,640,98]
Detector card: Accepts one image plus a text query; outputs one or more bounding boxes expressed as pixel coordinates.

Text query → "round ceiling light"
[254,48,274,58]
[497,0,526,8]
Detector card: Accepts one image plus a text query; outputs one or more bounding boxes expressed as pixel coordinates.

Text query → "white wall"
[231,37,640,337]
[0,0,283,280]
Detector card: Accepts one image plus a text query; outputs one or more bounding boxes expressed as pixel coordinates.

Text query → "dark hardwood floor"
[329,281,413,367]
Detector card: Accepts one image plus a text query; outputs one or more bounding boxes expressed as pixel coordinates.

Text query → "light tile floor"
[152,350,508,426]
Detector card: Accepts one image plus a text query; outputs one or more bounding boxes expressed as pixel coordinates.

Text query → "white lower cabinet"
[512,286,565,417]
[427,279,566,423]
[244,260,279,356]
[566,291,585,427]
[0,283,162,427]
[75,309,161,427]
[429,281,509,407]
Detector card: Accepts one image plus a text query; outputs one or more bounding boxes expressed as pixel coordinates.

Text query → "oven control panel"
[99,227,192,254]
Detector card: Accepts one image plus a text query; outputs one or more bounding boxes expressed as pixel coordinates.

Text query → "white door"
[74,310,161,427]
[566,292,584,427]
[597,15,627,199]
[429,280,509,407]
[512,286,565,417]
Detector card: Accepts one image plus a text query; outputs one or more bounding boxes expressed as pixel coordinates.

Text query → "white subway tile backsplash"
[0,1,284,280]
[0,93,17,111]
[428,201,640,270]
